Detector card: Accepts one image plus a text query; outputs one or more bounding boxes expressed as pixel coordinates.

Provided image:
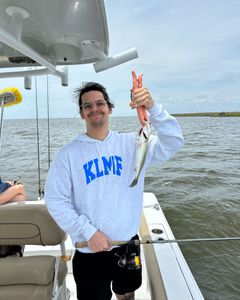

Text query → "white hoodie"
[44,104,184,252]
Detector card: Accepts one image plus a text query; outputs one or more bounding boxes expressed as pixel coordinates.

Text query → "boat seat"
[0,204,68,300]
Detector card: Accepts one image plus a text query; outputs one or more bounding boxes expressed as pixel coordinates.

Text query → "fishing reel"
[115,244,141,270]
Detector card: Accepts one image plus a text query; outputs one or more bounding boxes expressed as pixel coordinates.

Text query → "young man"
[44,82,184,300]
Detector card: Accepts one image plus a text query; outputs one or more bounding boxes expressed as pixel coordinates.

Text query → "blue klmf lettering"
[115,156,122,176]
[83,160,96,184]
[102,156,113,175]
[112,156,116,174]
[83,155,123,184]
[93,158,104,178]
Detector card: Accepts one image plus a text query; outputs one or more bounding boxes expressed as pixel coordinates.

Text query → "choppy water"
[0,116,240,300]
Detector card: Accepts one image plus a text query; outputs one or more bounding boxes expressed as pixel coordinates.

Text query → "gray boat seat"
[0,204,68,300]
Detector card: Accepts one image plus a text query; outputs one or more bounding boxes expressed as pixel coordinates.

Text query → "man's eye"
[83,104,91,109]
[97,102,106,107]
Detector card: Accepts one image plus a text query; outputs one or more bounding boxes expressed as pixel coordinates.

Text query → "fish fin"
[129,178,138,188]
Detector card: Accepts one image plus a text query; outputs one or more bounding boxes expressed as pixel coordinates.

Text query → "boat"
[0,1,205,299]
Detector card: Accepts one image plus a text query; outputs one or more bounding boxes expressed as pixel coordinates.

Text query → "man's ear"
[80,111,85,119]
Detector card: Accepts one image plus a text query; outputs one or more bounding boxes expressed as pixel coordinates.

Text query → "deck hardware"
[152,228,163,234]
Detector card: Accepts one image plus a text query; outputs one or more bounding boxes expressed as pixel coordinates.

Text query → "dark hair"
[74,82,114,112]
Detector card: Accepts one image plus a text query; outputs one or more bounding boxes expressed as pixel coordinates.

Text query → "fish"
[129,120,151,187]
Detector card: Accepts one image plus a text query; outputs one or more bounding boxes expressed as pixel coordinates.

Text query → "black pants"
[72,236,142,300]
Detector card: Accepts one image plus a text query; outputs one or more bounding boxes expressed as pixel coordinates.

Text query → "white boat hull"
[140,193,204,300]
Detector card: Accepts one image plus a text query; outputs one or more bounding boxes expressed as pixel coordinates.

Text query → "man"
[44,81,184,300]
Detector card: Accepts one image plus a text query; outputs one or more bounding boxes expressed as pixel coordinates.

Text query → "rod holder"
[82,40,138,72]
[94,47,138,72]
[5,6,29,40]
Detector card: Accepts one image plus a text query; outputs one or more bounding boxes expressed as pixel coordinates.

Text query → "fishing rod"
[75,236,240,248]
[14,147,48,184]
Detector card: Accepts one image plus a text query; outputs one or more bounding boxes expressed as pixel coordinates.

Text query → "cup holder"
[151,228,163,234]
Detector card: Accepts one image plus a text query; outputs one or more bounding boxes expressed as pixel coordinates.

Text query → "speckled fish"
[129,120,151,187]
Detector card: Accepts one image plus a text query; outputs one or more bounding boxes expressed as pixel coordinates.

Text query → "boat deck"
[22,193,204,300]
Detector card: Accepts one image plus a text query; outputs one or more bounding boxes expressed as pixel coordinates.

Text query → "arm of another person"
[0,183,26,205]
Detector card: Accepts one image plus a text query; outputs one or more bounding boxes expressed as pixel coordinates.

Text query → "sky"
[0,0,240,119]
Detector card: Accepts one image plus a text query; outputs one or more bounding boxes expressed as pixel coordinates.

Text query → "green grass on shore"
[172,112,240,117]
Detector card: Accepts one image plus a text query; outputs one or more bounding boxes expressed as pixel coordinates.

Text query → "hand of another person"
[88,230,111,253]
[130,87,154,111]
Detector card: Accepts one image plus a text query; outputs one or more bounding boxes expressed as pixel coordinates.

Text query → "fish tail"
[129,177,138,188]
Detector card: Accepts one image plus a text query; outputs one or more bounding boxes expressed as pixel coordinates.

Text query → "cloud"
[1,0,240,118]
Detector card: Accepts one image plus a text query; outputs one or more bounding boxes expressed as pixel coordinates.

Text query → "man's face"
[80,90,112,129]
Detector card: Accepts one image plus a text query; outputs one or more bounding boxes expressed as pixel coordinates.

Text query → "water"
[0,116,240,300]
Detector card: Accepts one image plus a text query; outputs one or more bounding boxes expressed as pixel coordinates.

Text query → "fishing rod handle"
[75,240,137,248]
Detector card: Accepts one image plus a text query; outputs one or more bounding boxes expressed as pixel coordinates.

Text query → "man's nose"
[91,103,99,111]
